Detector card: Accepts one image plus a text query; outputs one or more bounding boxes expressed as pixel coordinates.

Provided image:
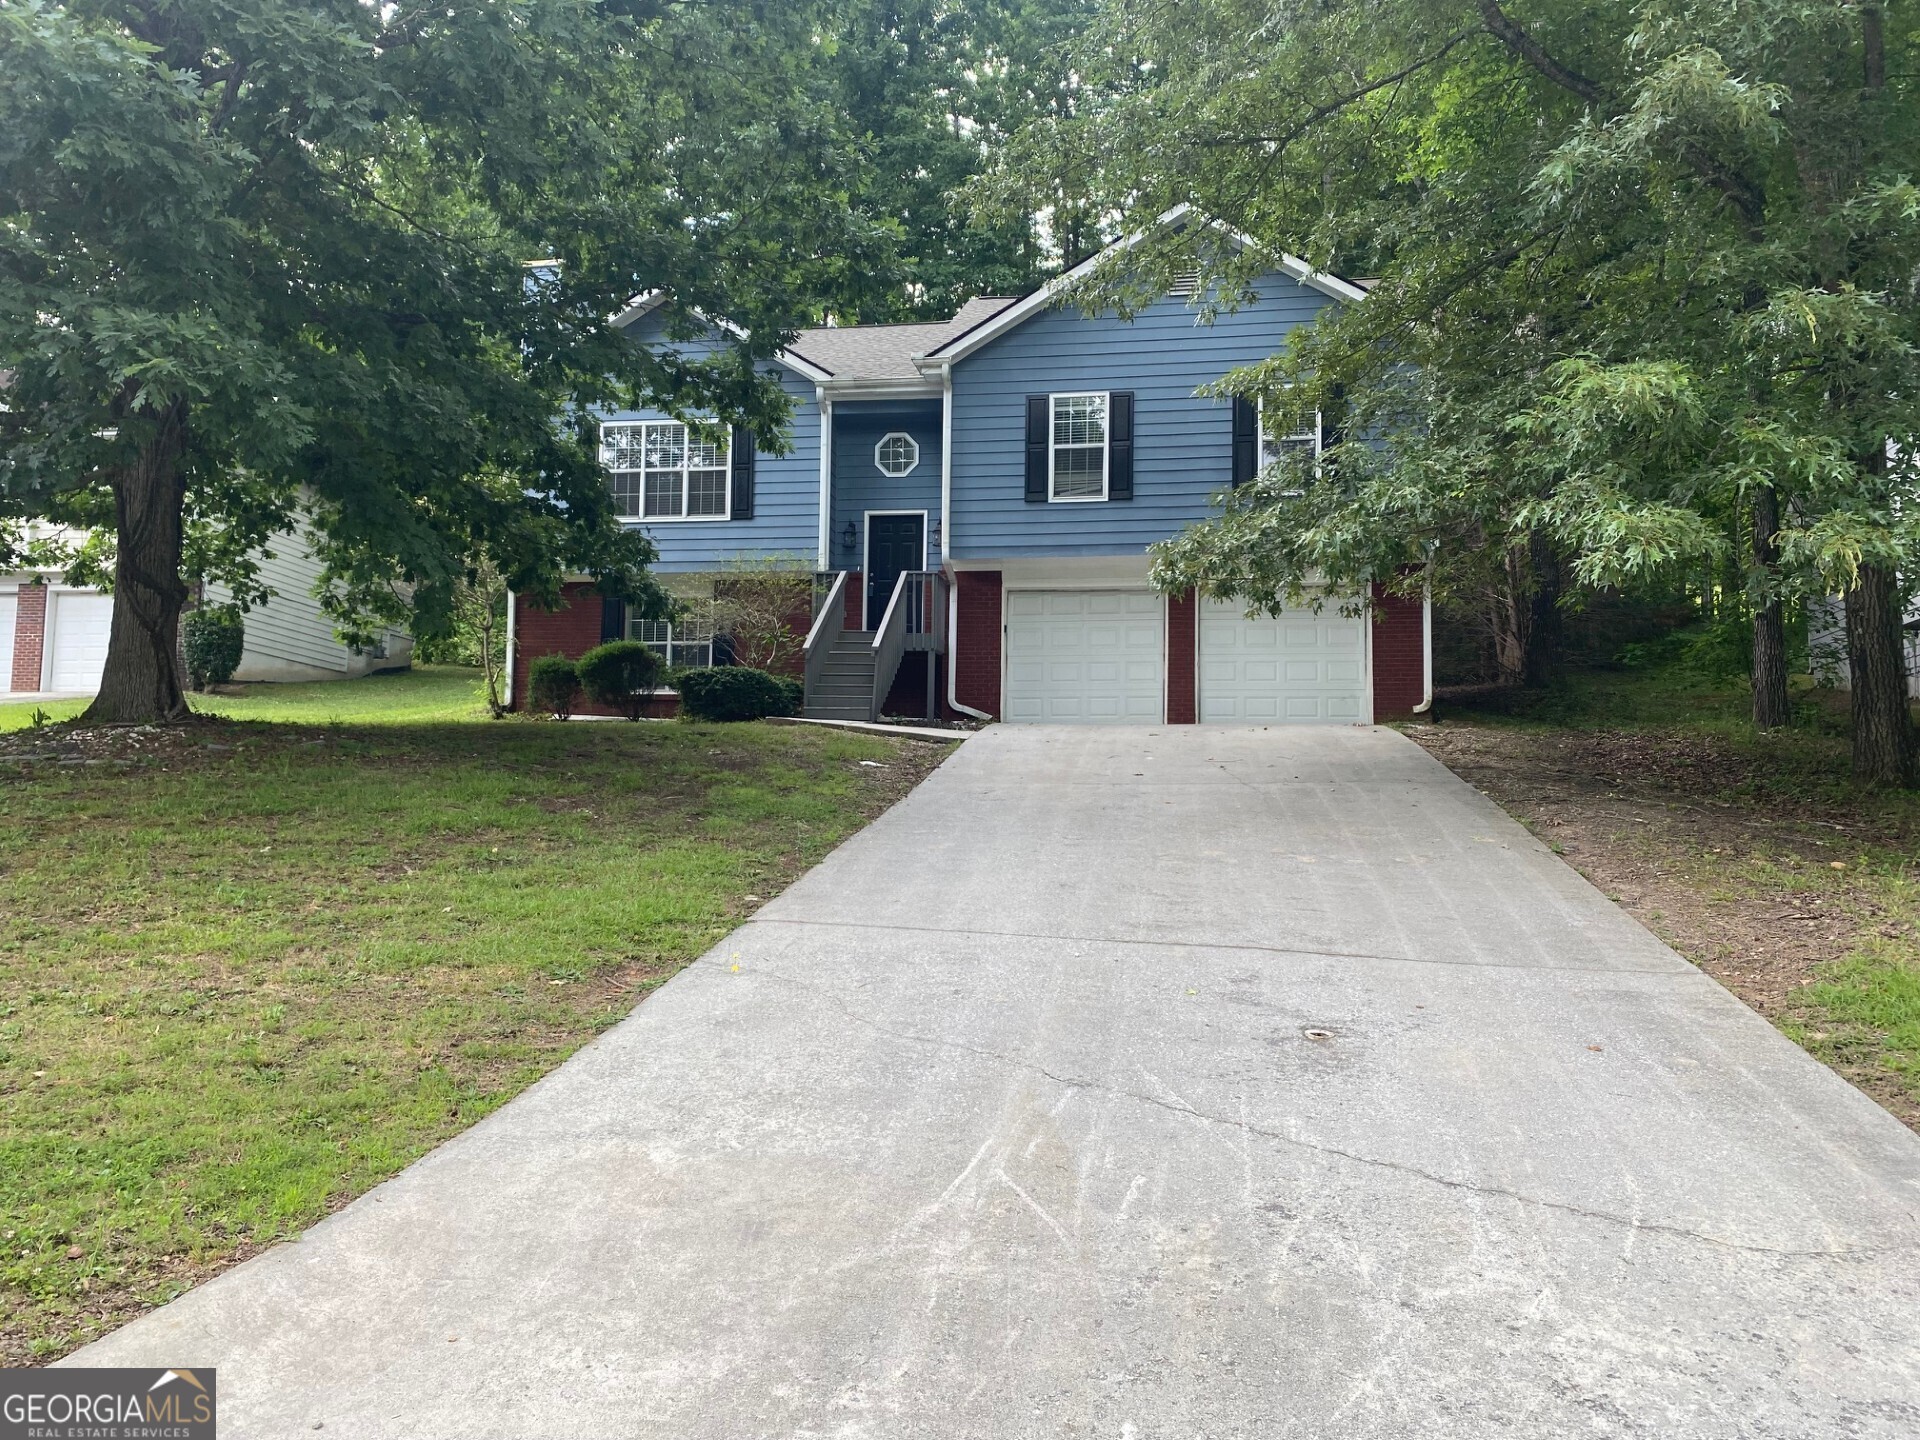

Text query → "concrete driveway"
[68,726,1920,1437]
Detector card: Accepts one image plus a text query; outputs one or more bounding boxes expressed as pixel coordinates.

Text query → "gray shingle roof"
[788,297,1018,380]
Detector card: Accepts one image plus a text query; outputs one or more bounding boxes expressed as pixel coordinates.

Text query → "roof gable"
[914,205,1367,369]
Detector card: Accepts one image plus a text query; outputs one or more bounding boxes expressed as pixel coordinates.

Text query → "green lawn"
[0,669,951,1362]
[1411,656,1920,1131]
[0,663,493,731]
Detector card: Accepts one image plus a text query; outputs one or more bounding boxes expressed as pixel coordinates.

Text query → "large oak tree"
[0,0,886,722]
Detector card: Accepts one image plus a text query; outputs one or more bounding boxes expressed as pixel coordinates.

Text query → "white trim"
[817,377,942,400]
[1363,595,1376,725]
[874,431,921,477]
[914,203,1369,369]
[1048,391,1111,503]
[600,418,731,523]
[608,292,836,385]
[939,363,954,564]
[817,389,833,568]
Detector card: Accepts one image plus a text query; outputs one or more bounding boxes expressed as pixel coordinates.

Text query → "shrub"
[577,640,665,721]
[776,674,806,715]
[528,654,581,718]
[184,604,246,690]
[677,666,797,722]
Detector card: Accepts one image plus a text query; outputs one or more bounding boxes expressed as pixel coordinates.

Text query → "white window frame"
[628,612,716,669]
[600,419,731,523]
[1257,396,1322,469]
[874,431,921,477]
[1049,391,1110,504]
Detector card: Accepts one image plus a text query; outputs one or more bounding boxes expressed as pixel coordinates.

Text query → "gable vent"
[1168,268,1201,298]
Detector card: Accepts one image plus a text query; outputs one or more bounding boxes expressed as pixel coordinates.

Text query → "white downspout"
[1411,561,1435,714]
[816,386,833,570]
[939,363,953,565]
[937,360,990,721]
[503,588,517,712]
[947,580,991,722]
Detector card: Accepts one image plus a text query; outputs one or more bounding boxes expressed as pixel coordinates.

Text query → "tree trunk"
[1750,485,1791,729]
[1521,532,1561,686]
[1843,562,1913,786]
[82,401,192,724]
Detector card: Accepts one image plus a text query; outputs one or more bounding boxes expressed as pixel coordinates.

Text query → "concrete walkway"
[68,726,1920,1437]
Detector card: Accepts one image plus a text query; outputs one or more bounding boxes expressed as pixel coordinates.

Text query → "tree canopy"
[982,0,1920,781]
[0,0,896,720]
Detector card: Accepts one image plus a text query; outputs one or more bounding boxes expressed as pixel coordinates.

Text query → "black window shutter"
[1108,392,1134,501]
[1024,396,1049,502]
[600,593,626,642]
[1231,397,1258,486]
[713,633,736,667]
[730,425,756,520]
[1322,383,1346,452]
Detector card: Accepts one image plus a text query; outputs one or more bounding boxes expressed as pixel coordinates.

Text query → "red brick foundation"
[946,570,1002,719]
[1166,588,1197,724]
[1370,582,1426,719]
[11,581,46,692]
[512,583,680,718]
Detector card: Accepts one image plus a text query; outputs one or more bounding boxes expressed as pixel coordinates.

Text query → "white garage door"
[1199,598,1368,723]
[1005,589,1164,723]
[49,591,114,694]
[0,593,14,691]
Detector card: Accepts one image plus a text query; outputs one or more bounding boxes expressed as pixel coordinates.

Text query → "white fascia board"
[819,377,943,400]
[608,292,835,385]
[911,202,1368,369]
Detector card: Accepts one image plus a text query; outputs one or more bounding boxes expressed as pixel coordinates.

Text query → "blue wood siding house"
[510,207,1430,725]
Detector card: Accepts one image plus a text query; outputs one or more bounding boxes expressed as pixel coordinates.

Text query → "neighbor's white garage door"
[1005,589,1164,723]
[49,591,114,693]
[0,593,15,691]
[1199,597,1368,723]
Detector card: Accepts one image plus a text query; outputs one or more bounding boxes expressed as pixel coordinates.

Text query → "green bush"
[577,640,665,721]
[677,666,798,722]
[776,674,806,715]
[527,654,581,718]
[183,604,246,690]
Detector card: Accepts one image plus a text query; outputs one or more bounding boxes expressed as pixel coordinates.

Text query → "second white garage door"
[49,591,115,694]
[1199,597,1368,723]
[1005,590,1164,723]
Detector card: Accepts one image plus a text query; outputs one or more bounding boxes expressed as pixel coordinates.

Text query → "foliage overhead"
[0,0,900,706]
[978,0,1920,624]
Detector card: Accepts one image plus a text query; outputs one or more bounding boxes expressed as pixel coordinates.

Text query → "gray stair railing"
[802,570,849,708]
[869,570,948,722]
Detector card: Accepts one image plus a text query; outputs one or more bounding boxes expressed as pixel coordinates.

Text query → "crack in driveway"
[703,948,1907,1263]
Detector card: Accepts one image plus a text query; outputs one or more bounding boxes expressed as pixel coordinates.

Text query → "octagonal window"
[875,432,920,478]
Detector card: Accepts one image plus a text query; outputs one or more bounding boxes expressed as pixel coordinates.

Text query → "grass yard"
[1407,658,1920,1134]
[0,667,952,1363]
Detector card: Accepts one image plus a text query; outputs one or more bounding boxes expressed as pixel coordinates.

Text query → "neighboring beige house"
[3,518,412,696]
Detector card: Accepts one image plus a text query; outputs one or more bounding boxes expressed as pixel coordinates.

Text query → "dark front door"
[866,514,925,626]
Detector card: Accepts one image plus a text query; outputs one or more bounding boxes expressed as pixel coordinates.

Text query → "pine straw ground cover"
[1406,666,1920,1136]
[0,669,951,1362]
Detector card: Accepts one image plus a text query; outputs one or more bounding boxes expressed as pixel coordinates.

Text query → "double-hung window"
[630,615,715,669]
[1258,398,1322,469]
[1258,396,1321,497]
[602,420,729,521]
[1049,392,1109,502]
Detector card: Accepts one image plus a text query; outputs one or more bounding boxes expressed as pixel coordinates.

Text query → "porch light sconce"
[837,520,858,557]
